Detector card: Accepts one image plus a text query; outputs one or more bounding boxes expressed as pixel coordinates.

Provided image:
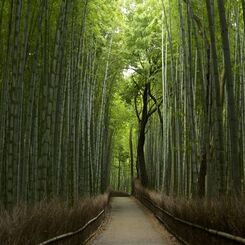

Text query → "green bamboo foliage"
[143,0,245,198]
[0,0,119,209]
[1,0,245,211]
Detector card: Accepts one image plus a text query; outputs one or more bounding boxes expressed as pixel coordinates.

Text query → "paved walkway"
[92,197,172,245]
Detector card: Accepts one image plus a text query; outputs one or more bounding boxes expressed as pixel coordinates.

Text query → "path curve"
[91,197,177,245]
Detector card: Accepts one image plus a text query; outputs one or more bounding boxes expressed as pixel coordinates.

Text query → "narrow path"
[91,197,178,245]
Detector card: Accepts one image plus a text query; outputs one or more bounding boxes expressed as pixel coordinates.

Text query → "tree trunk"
[217,0,241,195]
[136,83,150,187]
[205,0,226,196]
[129,126,134,194]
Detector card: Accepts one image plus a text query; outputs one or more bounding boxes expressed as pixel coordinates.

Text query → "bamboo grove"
[1,0,245,211]
[0,0,123,209]
[142,0,245,198]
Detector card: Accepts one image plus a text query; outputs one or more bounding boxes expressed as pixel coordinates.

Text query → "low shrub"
[0,194,109,245]
[134,179,245,239]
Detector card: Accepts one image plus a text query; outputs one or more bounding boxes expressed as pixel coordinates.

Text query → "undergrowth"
[134,179,245,238]
[0,194,109,245]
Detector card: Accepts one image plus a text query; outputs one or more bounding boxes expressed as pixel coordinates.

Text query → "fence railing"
[136,193,245,245]
[38,209,106,245]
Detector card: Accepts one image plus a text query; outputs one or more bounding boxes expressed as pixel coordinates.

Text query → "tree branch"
[134,94,141,122]
[149,89,163,126]
[147,98,163,119]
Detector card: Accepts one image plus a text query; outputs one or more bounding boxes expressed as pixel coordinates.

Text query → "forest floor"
[90,197,179,245]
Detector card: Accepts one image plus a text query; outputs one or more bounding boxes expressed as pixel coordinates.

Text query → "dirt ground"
[89,197,179,245]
